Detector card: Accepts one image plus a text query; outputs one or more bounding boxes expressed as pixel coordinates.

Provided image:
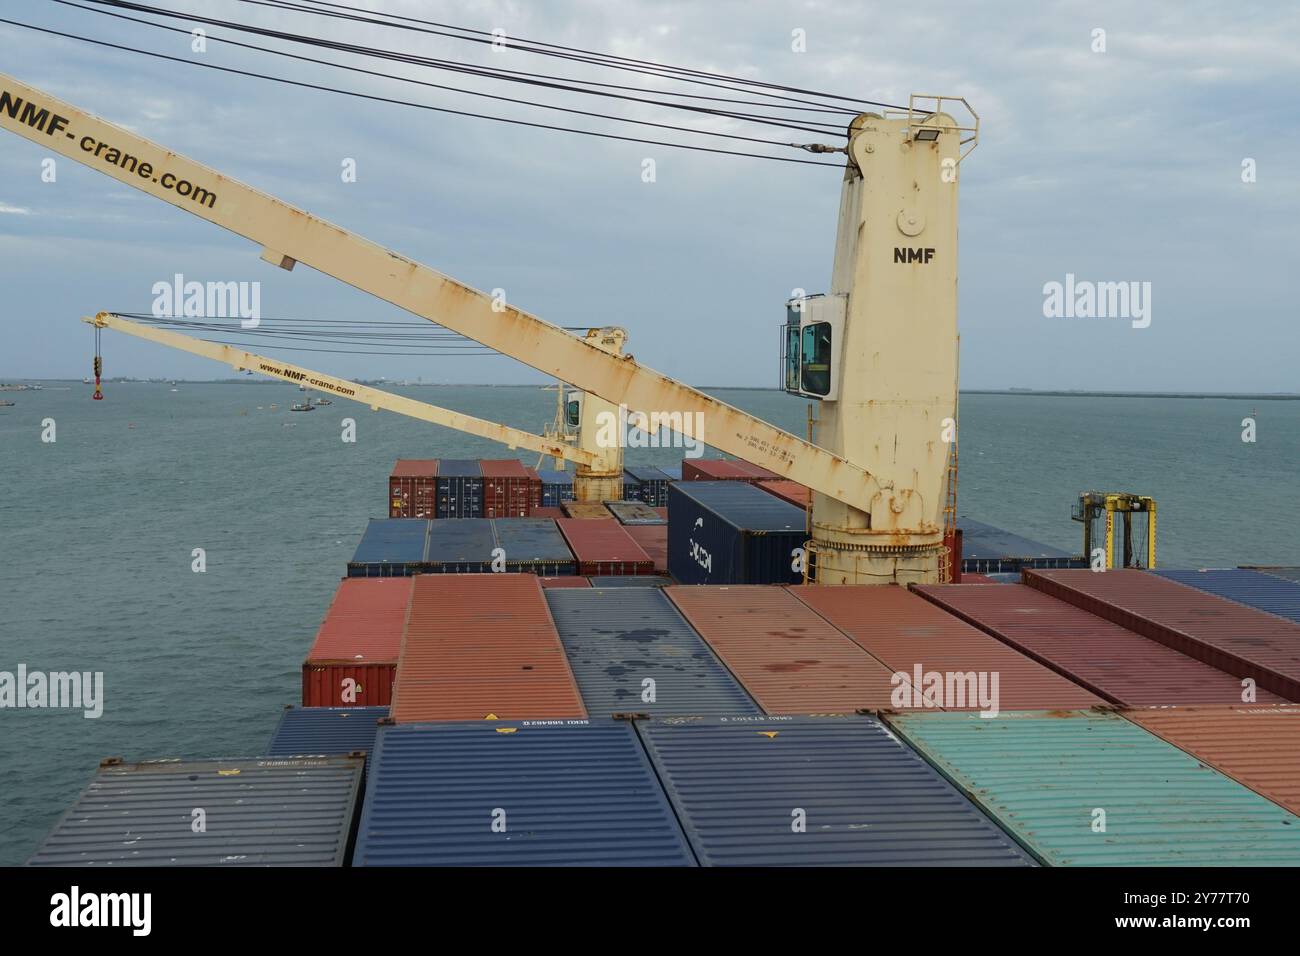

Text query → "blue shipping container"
[625,466,672,507]
[424,518,496,572]
[347,518,429,577]
[494,518,577,575]
[660,465,683,480]
[622,470,642,501]
[958,517,1084,574]
[588,575,673,588]
[635,714,1036,866]
[436,459,483,518]
[668,481,806,585]
[352,720,696,866]
[537,468,575,507]
[545,588,760,717]
[266,706,389,757]
[1155,568,1300,624]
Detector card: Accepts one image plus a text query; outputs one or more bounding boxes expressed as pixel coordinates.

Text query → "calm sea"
[0,384,1295,863]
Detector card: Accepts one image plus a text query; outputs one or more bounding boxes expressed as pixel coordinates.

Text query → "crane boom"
[0,73,878,511]
[84,312,598,467]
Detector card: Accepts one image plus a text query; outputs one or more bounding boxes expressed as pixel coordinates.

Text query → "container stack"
[556,517,655,575]
[302,577,412,706]
[480,459,541,518]
[435,459,483,518]
[668,481,807,585]
[624,465,673,506]
[389,459,439,518]
[536,468,575,507]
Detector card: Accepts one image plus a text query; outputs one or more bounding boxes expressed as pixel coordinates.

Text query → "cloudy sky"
[0,0,1296,390]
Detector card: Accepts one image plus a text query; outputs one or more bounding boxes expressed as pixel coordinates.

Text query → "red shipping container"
[531,506,566,520]
[391,574,586,722]
[681,459,754,481]
[791,584,1104,711]
[556,518,654,575]
[481,459,535,518]
[653,507,668,521]
[960,573,1000,584]
[757,479,810,509]
[302,578,412,707]
[732,461,781,480]
[539,576,592,589]
[1025,569,1300,703]
[389,459,439,518]
[625,524,668,574]
[523,466,543,510]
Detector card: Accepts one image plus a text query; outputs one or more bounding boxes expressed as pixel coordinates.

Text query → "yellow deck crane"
[1,73,976,584]
[1073,492,1157,570]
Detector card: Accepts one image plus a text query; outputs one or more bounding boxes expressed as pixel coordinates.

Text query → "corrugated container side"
[622,470,642,501]
[493,517,578,575]
[665,585,900,714]
[1122,705,1300,817]
[756,478,810,508]
[540,576,592,588]
[624,466,672,506]
[423,517,495,573]
[912,583,1284,707]
[604,500,666,525]
[959,573,1000,584]
[522,465,543,511]
[791,585,1105,711]
[667,481,806,586]
[1154,568,1300,624]
[958,517,1084,573]
[481,459,535,518]
[545,588,759,717]
[637,714,1035,866]
[731,461,780,480]
[267,706,389,757]
[589,575,673,587]
[531,506,565,519]
[303,663,398,708]
[887,709,1300,866]
[391,574,586,722]
[435,458,483,518]
[389,459,439,518]
[536,468,574,507]
[1251,567,1300,584]
[29,756,365,866]
[1025,569,1300,702]
[556,518,654,576]
[346,518,428,577]
[681,458,753,481]
[352,721,695,866]
[660,465,682,480]
[303,577,411,707]
[625,524,668,573]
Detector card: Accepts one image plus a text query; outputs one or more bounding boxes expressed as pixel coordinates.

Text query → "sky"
[0,0,1297,390]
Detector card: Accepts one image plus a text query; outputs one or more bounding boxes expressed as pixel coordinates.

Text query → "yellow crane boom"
[0,73,879,512]
[85,311,598,468]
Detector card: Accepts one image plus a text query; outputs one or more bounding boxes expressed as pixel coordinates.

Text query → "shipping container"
[604,500,666,525]
[1025,568,1300,702]
[556,518,655,576]
[668,481,806,585]
[1154,568,1300,624]
[756,478,810,509]
[562,501,615,519]
[958,517,1084,573]
[29,755,365,866]
[660,465,682,480]
[958,573,1000,584]
[267,705,389,757]
[536,468,574,507]
[481,459,537,518]
[546,588,759,717]
[352,720,695,866]
[791,585,1104,711]
[540,576,592,588]
[435,458,483,518]
[589,575,673,587]
[1252,566,1300,584]
[531,506,565,520]
[522,465,544,511]
[346,518,428,577]
[625,523,668,573]
[1123,705,1300,816]
[636,714,1035,866]
[624,465,672,506]
[423,517,496,573]
[391,574,586,722]
[912,583,1285,707]
[493,517,578,575]
[388,459,438,518]
[665,585,898,713]
[886,709,1300,866]
[621,470,642,501]
[303,577,411,707]
[681,458,753,481]
[731,461,780,480]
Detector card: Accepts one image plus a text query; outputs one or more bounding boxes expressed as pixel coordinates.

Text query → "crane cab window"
[784,323,802,392]
[565,398,581,428]
[800,322,833,396]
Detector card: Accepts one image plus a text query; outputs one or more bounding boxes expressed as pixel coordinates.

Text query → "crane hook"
[92,327,103,401]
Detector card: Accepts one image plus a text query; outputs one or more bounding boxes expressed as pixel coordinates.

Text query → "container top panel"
[536,469,573,485]
[424,518,496,563]
[562,502,615,520]
[545,588,760,717]
[757,479,810,508]
[392,574,586,722]
[350,518,428,565]
[668,481,806,532]
[957,518,1076,561]
[1122,704,1300,817]
[624,466,672,483]
[28,756,364,866]
[603,500,666,525]
[1025,569,1300,701]
[492,518,575,563]
[660,465,683,480]
[306,578,412,662]
[531,506,566,519]
[887,709,1300,866]
[556,518,653,565]
[390,459,439,478]
[913,583,1283,707]
[540,576,592,588]
[437,459,482,478]
[731,461,780,480]
[1154,568,1300,624]
[1252,567,1300,584]
[266,706,389,757]
[791,585,1104,712]
[664,585,899,713]
[352,720,695,866]
[637,714,1035,867]
[479,459,530,478]
[589,575,673,587]
[327,576,413,614]
[683,459,752,480]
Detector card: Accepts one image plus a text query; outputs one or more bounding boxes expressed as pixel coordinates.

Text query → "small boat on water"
[313,397,332,406]
[0,399,14,407]
[290,402,315,412]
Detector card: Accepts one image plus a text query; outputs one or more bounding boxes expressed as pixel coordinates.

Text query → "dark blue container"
[423,517,495,572]
[588,575,673,588]
[660,465,683,480]
[435,458,483,518]
[958,518,1084,573]
[625,466,672,507]
[493,518,577,575]
[347,518,429,577]
[352,720,696,866]
[1155,569,1300,624]
[667,481,806,585]
[545,588,759,717]
[536,468,574,507]
[266,706,389,757]
[636,714,1037,867]
[621,470,642,501]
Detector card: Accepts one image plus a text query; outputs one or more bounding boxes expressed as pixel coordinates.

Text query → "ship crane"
[1,73,976,585]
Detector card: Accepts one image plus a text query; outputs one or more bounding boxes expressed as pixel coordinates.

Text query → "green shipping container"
[886,709,1300,866]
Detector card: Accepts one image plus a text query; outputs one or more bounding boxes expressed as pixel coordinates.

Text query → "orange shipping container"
[756,479,810,509]
[389,459,439,518]
[556,518,654,575]
[624,524,668,574]
[302,578,412,707]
